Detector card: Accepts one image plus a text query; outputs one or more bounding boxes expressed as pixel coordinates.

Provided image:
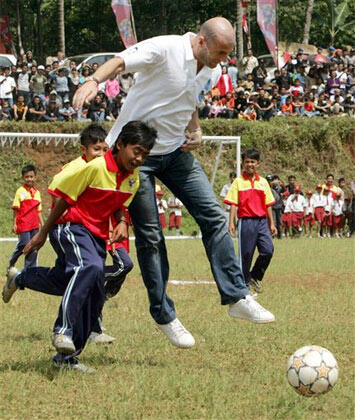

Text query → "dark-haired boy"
[225,148,277,296]
[3,121,157,373]
[8,165,44,270]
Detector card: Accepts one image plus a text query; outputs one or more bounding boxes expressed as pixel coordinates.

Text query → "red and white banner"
[241,1,249,36]
[0,16,12,54]
[257,0,277,66]
[111,0,137,48]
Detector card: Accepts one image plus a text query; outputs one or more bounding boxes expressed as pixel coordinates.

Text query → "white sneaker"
[2,266,20,303]
[157,318,195,348]
[228,295,275,323]
[52,333,76,354]
[88,332,116,344]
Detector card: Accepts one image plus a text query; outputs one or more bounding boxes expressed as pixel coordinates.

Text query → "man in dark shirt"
[276,67,292,90]
[234,91,247,115]
[254,89,273,121]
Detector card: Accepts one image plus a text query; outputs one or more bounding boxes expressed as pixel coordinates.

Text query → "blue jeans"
[129,148,249,324]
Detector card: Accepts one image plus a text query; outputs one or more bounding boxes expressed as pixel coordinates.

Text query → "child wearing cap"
[332,193,344,238]
[322,188,334,237]
[312,184,326,237]
[286,186,306,236]
[281,190,292,237]
[304,190,315,237]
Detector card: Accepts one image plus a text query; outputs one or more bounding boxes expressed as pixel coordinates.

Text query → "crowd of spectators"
[199,46,355,120]
[0,50,134,122]
[0,46,354,123]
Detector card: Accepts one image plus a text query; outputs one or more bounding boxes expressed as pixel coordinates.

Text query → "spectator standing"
[216,66,233,97]
[156,190,168,230]
[17,65,31,104]
[105,75,120,104]
[269,175,283,239]
[227,59,238,88]
[303,190,315,237]
[332,192,344,238]
[252,59,267,89]
[312,184,326,238]
[168,196,183,236]
[287,186,306,235]
[49,67,70,103]
[281,190,292,237]
[25,51,37,68]
[241,49,258,78]
[220,171,237,226]
[322,188,334,237]
[0,67,16,107]
[30,65,47,103]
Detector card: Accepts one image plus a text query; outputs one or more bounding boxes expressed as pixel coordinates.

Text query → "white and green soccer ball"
[287,345,339,396]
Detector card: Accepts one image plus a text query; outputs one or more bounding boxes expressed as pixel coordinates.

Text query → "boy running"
[3,121,157,373]
[225,148,277,295]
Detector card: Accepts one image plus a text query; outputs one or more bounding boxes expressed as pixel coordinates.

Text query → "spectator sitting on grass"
[59,99,76,121]
[27,95,46,121]
[302,96,320,117]
[281,96,297,116]
[330,95,345,115]
[254,89,273,121]
[88,94,106,121]
[315,92,331,117]
[0,99,13,120]
[44,100,61,122]
[241,101,257,121]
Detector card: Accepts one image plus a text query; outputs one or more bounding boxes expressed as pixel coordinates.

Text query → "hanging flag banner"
[257,0,277,66]
[111,0,137,48]
[0,16,12,54]
[241,1,249,36]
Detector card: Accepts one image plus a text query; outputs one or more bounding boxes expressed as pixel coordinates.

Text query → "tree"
[303,0,314,44]
[16,0,24,55]
[58,0,65,55]
[236,0,244,61]
[325,0,355,44]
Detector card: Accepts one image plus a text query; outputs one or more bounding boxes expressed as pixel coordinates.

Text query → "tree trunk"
[236,0,244,62]
[58,0,65,55]
[16,0,24,56]
[303,0,314,44]
[160,0,167,35]
[36,0,44,62]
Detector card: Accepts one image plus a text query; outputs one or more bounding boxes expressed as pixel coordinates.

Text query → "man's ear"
[80,144,85,153]
[115,139,123,151]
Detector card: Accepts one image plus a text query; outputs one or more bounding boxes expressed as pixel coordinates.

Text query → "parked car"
[66,52,116,71]
[0,54,17,68]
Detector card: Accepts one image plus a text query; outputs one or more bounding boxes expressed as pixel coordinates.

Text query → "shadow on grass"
[8,332,45,343]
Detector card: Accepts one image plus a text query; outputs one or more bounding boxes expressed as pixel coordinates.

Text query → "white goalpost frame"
[0,132,241,242]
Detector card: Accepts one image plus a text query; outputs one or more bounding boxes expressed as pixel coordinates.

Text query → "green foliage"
[3,0,354,59]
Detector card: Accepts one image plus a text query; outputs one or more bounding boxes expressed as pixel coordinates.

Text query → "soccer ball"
[287,345,339,396]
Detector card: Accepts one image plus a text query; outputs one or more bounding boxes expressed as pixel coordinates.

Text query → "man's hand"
[73,81,98,110]
[181,130,202,152]
[23,230,47,255]
[110,221,128,244]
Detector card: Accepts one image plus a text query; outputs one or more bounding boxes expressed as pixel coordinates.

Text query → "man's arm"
[12,209,18,234]
[73,57,125,110]
[229,205,236,236]
[111,209,129,244]
[182,109,202,152]
[23,198,70,254]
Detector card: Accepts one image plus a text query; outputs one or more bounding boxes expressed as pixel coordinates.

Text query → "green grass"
[0,238,354,419]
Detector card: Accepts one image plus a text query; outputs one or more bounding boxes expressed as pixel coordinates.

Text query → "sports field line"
[169,280,214,285]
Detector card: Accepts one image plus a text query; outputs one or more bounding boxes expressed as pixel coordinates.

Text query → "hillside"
[0,117,354,236]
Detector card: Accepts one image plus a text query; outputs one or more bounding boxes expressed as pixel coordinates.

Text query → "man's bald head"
[199,17,235,46]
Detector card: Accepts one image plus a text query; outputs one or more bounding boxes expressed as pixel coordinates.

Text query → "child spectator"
[322,188,334,237]
[59,99,76,121]
[225,148,277,296]
[220,171,237,227]
[289,79,304,98]
[287,186,306,235]
[303,96,320,117]
[281,96,296,116]
[332,192,344,238]
[0,99,13,120]
[8,165,43,270]
[281,190,292,237]
[156,190,168,230]
[3,121,157,373]
[312,185,326,238]
[241,101,257,120]
[304,190,315,237]
[13,95,28,121]
[168,196,183,236]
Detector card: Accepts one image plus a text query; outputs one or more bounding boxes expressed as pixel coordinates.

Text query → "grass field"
[0,238,354,419]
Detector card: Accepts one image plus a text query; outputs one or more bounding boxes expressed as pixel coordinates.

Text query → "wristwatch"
[86,76,100,85]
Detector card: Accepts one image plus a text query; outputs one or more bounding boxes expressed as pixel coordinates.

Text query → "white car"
[66,52,116,71]
[0,54,17,68]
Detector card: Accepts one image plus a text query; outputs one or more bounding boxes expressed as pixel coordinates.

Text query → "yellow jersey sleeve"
[12,187,22,209]
[224,179,239,206]
[48,156,87,193]
[51,162,98,204]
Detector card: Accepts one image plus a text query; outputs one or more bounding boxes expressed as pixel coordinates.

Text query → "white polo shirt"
[287,194,306,212]
[106,33,221,155]
[0,75,16,99]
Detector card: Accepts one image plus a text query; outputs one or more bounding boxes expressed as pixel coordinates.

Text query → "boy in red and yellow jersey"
[4,121,157,373]
[225,148,277,294]
[9,165,43,269]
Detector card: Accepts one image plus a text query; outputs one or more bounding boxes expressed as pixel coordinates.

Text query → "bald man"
[74,17,275,349]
